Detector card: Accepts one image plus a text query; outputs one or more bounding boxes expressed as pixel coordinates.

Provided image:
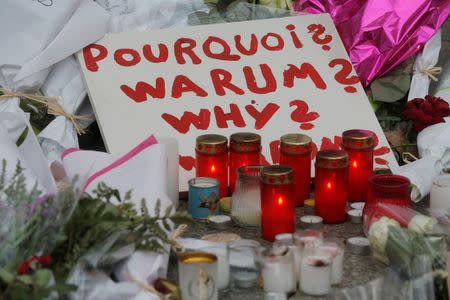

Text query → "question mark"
[328,59,360,93]
[307,24,332,51]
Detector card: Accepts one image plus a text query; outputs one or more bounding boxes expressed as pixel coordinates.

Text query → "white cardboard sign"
[77,14,397,191]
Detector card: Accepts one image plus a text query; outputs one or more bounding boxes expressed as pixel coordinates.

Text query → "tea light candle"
[318,242,344,285]
[347,209,363,224]
[229,133,262,194]
[300,252,332,296]
[234,271,259,288]
[196,134,229,198]
[342,130,375,202]
[207,215,232,230]
[300,215,323,229]
[347,237,371,255]
[279,134,312,206]
[260,165,295,241]
[262,247,296,293]
[314,150,349,223]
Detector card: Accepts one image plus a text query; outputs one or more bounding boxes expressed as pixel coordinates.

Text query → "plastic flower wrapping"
[293,0,450,87]
[362,203,448,299]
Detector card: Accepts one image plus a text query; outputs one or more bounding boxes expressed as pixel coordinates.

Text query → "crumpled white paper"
[0,112,57,195]
[37,0,208,163]
[61,135,172,214]
[392,121,450,202]
[407,30,441,101]
[67,233,161,300]
[0,0,109,161]
[435,60,450,103]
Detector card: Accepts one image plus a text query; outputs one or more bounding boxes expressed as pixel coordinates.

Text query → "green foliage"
[51,183,191,282]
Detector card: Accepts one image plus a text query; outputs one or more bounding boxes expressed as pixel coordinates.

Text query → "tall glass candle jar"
[260,165,295,241]
[342,129,375,202]
[231,165,264,227]
[314,150,349,224]
[279,134,312,206]
[196,134,228,198]
[229,133,261,194]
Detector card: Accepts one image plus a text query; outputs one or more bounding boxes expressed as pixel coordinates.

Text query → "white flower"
[408,214,437,234]
[368,217,401,256]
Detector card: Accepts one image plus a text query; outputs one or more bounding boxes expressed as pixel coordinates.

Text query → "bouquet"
[364,203,448,299]
[0,161,190,300]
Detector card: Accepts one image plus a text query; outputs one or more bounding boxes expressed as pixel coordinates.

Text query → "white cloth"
[392,121,450,201]
[0,112,57,195]
[407,30,441,101]
[61,135,172,215]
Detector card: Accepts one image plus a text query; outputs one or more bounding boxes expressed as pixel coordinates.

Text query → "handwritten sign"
[78,14,397,191]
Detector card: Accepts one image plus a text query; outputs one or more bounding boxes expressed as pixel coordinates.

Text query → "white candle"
[262,248,296,293]
[200,244,230,290]
[350,202,365,210]
[300,254,332,296]
[156,136,179,207]
[430,175,450,210]
[319,243,344,285]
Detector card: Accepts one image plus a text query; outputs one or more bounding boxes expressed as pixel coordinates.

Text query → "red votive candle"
[342,129,375,202]
[260,165,295,241]
[279,134,312,206]
[229,132,261,194]
[195,134,228,198]
[315,150,349,224]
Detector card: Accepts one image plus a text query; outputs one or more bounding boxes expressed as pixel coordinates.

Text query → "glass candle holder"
[188,177,220,219]
[430,174,450,211]
[260,165,295,241]
[196,134,228,198]
[231,165,264,227]
[342,129,375,202]
[318,241,344,285]
[279,133,312,206]
[229,132,262,194]
[178,252,218,300]
[229,242,263,292]
[363,174,411,226]
[262,246,296,293]
[314,150,349,224]
[199,244,230,293]
[299,247,332,296]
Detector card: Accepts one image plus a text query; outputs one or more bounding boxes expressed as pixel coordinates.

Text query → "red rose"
[17,255,52,275]
[401,95,450,132]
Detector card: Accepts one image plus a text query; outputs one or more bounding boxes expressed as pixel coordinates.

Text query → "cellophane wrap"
[293,0,450,87]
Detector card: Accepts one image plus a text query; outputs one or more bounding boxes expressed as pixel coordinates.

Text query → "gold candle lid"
[342,129,375,150]
[178,252,217,264]
[280,134,312,155]
[316,150,349,169]
[230,132,261,152]
[261,165,294,185]
[196,134,228,155]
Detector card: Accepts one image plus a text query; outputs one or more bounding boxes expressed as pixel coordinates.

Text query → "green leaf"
[164,205,173,218]
[34,269,52,286]
[370,58,413,103]
[0,268,15,284]
[15,126,29,147]
[16,275,33,285]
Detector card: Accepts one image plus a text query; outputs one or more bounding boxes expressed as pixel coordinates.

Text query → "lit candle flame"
[210,164,216,173]
[352,160,358,168]
[326,181,332,190]
[277,196,284,205]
